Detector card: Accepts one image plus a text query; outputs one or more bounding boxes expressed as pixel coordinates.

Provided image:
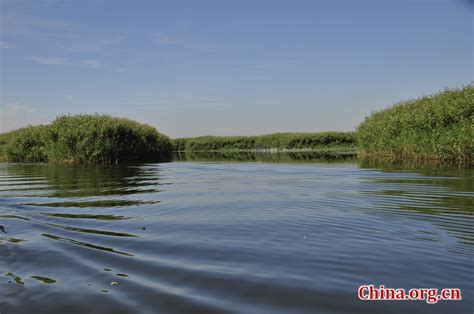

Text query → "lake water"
[0,155,473,313]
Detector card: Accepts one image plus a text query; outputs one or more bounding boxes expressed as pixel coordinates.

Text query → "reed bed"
[171,132,357,152]
[357,85,473,164]
[0,114,172,163]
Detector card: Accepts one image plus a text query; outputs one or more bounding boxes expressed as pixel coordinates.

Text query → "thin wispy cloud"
[3,102,36,114]
[1,14,76,38]
[2,12,124,55]
[0,41,16,49]
[80,59,102,68]
[236,59,300,80]
[58,35,126,54]
[253,60,299,69]
[25,56,68,65]
[124,88,228,111]
[151,32,216,52]
[25,56,103,68]
[0,102,47,132]
[153,33,181,45]
[115,67,135,73]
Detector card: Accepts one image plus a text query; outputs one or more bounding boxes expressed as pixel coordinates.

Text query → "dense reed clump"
[0,125,51,163]
[357,85,473,164]
[0,114,172,163]
[174,136,258,151]
[254,132,356,150]
[171,132,357,152]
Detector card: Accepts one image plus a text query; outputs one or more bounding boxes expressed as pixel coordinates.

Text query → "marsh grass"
[357,85,473,164]
[1,85,471,165]
[171,132,357,152]
[0,114,172,163]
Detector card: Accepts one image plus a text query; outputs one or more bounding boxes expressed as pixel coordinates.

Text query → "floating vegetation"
[2,237,27,244]
[116,273,128,277]
[42,213,130,221]
[0,215,30,221]
[6,272,24,285]
[25,199,159,208]
[43,222,138,237]
[30,276,57,284]
[41,233,133,256]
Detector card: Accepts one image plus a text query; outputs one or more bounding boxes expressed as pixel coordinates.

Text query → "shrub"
[0,114,172,164]
[357,85,473,163]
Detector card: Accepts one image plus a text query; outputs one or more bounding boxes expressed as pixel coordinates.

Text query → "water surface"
[0,157,473,313]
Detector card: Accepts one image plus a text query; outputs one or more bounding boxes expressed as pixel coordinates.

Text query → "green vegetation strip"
[171,132,357,153]
[357,85,473,164]
[0,85,471,165]
[0,114,172,164]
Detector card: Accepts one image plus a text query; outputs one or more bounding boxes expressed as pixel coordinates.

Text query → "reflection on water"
[6,272,24,285]
[174,150,356,163]
[358,159,474,254]
[30,275,56,284]
[40,233,134,257]
[0,157,473,313]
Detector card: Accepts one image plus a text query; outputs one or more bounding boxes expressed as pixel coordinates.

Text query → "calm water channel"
[0,153,472,313]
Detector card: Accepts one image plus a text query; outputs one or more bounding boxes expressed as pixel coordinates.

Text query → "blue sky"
[1,0,472,137]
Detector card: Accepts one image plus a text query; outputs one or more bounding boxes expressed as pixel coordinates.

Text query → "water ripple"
[0,162,472,313]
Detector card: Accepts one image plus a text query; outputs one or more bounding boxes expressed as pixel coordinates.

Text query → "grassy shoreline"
[357,85,473,165]
[0,85,471,165]
[174,147,357,153]
[0,114,171,164]
[171,132,357,153]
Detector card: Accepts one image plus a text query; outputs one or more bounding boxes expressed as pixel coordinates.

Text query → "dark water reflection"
[0,156,473,313]
[174,150,356,163]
